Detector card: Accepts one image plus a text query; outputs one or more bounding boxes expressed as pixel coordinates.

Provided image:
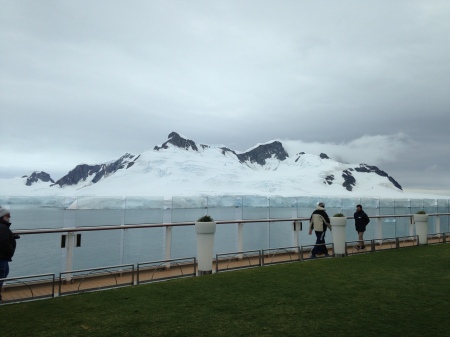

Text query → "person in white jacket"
[308,202,331,258]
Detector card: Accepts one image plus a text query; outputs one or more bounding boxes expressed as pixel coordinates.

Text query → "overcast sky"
[1,0,449,194]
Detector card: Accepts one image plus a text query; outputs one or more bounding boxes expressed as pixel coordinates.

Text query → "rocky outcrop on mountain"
[25,171,55,186]
[294,152,305,162]
[320,153,330,159]
[324,175,334,185]
[342,170,356,191]
[355,164,402,190]
[53,164,101,187]
[237,141,289,166]
[53,153,136,187]
[220,147,237,156]
[154,132,199,151]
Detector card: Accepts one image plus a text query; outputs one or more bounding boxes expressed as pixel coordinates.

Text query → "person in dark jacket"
[308,202,331,258]
[354,204,370,249]
[0,207,18,301]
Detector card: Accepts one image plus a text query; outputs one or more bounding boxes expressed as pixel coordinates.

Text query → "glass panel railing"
[8,233,62,278]
[215,223,238,254]
[410,198,423,210]
[242,195,269,220]
[122,226,165,264]
[207,196,243,221]
[243,221,268,250]
[171,196,207,222]
[7,196,67,230]
[124,196,164,225]
[4,195,450,279]
[72,230,122,270]
[269,196,297,220]
[170,225,196,259]
[268,221,293,248]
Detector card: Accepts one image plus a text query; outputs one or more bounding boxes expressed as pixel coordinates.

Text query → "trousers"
[311,231,328,255]
[0,259,10,289]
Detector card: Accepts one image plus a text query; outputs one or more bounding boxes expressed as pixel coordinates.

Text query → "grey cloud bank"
[1,0,449,194]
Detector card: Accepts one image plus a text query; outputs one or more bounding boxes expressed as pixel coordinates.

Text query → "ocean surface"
[1,195,449,278]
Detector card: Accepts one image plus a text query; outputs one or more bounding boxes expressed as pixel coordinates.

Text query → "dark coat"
[354,210,370,232]
[0,219,16,261]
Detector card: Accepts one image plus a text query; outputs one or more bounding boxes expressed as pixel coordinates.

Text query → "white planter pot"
[413,214,429,223]
[330,217,347,257]
[413,214,429,245]
[195,221,217,275]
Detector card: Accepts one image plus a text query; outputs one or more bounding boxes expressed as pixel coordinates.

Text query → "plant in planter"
[197,215,214,222]
[330,213,346,257]
[333,213,345,217]
[414,210,428,222]
[195,215,216,234]
[195,215,216,275]
[331,213,347,226]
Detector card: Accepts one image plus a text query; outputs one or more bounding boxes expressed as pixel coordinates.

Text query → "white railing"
[1,213,449,304]
[11,213,450,278]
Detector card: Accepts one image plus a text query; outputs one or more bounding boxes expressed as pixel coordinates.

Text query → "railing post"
[377,218,383,244]
[65,232,74,282]
[119,198,126,268]
[409,216,414,236]
[293,221,301,253]
[237,223,243,260]
[435,216,441,234]
[165,226,172,269]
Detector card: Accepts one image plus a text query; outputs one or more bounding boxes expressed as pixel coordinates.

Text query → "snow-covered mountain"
[0,132,411,198]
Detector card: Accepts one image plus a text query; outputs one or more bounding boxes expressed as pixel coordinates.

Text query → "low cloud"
[282,132,411,166]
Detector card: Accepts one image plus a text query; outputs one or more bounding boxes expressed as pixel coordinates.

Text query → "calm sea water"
[2,196,448,278]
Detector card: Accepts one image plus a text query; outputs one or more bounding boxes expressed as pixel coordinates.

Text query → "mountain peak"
[25,171,55,186]
[52,153,137,187]
[154,132,199,151]
[237,141,289,166]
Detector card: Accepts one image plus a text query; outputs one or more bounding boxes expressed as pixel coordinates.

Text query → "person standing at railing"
[354,204,370,250]
[308,202,331,259]
[0,207,19,301]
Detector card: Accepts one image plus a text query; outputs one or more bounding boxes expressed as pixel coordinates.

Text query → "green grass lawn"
[1,244,449,337]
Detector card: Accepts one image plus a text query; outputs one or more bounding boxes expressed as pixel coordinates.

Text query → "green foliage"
[197,215,214,222]
[416,210,427,214]
[333,213,345,217]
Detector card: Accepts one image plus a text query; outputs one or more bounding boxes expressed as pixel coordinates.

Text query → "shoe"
[360,246,366,249]
[355,245,361,250]
[309,254,317,259]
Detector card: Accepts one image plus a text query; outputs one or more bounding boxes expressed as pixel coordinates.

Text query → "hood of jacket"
[0,219,11,228]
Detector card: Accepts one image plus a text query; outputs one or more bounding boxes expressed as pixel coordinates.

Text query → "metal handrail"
[12,218,309,235]
[137,257,196,284]
[58,264,135,296]
[12,213,450,235]
[0,273,56,301]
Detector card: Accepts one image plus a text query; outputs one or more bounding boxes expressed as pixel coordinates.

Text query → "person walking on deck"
[308,202,331,258]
